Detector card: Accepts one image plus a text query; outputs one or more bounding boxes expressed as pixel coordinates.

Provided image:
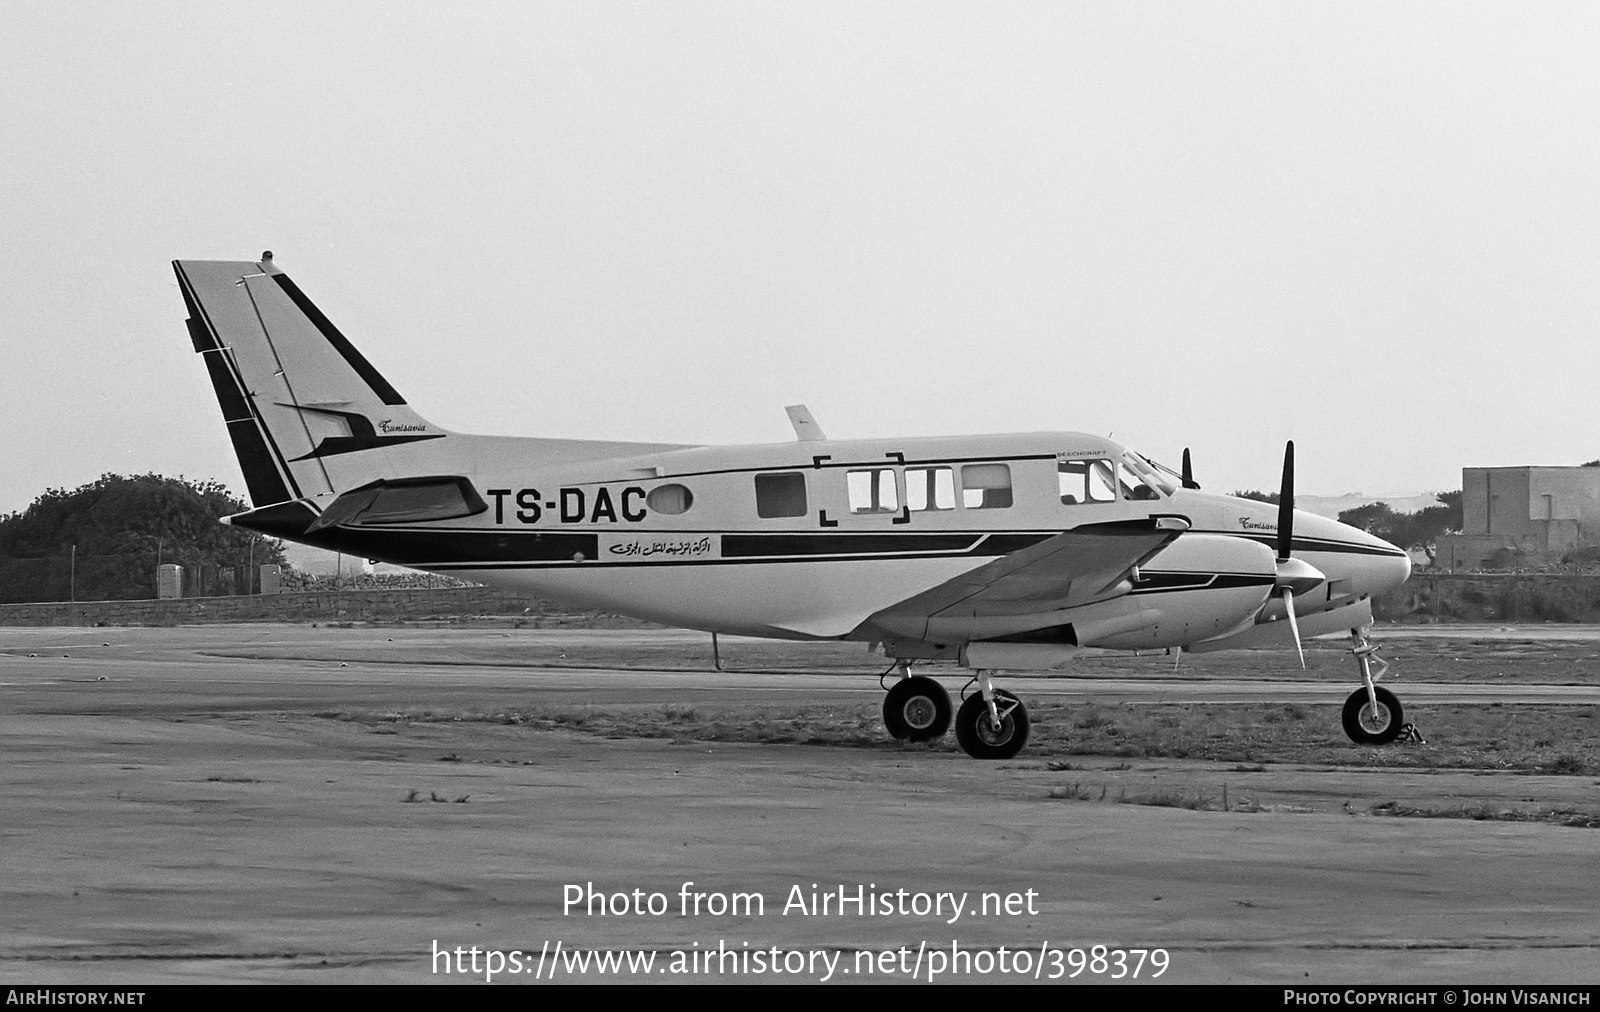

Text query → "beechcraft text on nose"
[563,882,1040,925]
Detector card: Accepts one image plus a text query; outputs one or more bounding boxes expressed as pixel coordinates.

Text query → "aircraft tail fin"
[174,255,447,507]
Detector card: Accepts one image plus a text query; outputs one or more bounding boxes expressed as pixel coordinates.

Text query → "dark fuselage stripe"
[1188,530,1406,558]
[1129,573,1277,594]
[286,528,1059,568]
[273,518,1388,572]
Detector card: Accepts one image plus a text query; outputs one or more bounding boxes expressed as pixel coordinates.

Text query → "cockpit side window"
[1058,459,1117,505]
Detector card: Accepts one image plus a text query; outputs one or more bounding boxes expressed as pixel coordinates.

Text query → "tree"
[1338,491,1461,563]
[1338,502,1396,535]
[0,474,284,603]
[1232,490,1281,504]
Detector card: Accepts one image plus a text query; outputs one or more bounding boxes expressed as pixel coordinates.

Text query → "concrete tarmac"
[2,625,1597,984]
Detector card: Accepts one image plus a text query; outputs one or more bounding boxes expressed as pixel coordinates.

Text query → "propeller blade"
[1270,439,1310,669]
[1281,586,1306,669]
[1181,447,1199,489]
[1276,440,1295,561]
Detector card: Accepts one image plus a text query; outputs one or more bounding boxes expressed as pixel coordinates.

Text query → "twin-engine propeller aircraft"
[174,254,1413,760]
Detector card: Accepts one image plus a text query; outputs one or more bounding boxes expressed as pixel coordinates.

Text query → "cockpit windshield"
[1123,452,1178,496]
[1057,451,1170,504]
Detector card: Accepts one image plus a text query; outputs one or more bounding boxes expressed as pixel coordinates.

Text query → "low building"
[1434,466,1600,569]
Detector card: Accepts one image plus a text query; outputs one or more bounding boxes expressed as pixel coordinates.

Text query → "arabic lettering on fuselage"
[609,537,714,558]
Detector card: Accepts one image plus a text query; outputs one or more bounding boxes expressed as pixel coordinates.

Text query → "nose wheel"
[1342,685,1403,744]
[1343,627,1406,745]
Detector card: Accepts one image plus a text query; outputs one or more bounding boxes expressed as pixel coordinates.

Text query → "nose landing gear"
[1341,626,1405,745]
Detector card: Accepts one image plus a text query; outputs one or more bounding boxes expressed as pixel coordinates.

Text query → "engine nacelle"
[1083,534,1276,650]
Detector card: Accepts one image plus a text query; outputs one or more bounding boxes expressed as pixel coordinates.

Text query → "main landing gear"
[954,672,1029,760]
[1341,626,1404,745]
[881,664,952,743]
[880,664,1030,760]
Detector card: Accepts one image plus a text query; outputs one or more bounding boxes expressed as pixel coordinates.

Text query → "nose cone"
[1338,521,1412,593]
[1380,538,1413,590]
[1302,511,1412,595]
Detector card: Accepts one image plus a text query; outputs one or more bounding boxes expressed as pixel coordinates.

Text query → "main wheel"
[954,690,1030,760]
[882,676,952,742]
[1342,686,1404,745]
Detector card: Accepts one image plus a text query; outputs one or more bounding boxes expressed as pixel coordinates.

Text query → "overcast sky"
[3,2,1596,514]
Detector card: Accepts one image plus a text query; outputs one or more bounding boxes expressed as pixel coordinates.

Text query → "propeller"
[1180,448,1200,490]
[1272,440,1326,669]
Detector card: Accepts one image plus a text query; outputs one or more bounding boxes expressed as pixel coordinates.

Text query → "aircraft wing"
[866,516,1188,641]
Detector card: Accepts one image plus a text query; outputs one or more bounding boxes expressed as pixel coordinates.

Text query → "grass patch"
[1370,800,1600,828]
[1046,782,1099,801]
[403,790,470,804]
[314,699,1600,775]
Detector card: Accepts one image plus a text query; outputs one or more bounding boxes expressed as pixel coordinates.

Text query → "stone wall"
[1375,573,1600,623]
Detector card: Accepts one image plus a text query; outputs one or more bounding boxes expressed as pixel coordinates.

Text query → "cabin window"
[961,463,1012,509]
[646,483,694,515]
[1058,459,1118,505]
[754,472,808,518]
[847,468,900,513]
[906,466,955,512]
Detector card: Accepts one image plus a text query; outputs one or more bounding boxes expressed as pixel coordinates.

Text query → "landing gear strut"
[1341,626,1404,745]
[881,662,952,743]
[953,671,1030,760]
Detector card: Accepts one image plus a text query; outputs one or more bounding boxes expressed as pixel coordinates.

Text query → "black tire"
[882,676,952,742]
[1342,687,1404,745]
[954,690,1030,760]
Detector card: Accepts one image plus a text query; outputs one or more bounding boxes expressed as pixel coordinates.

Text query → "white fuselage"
[296,429,1410,657]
